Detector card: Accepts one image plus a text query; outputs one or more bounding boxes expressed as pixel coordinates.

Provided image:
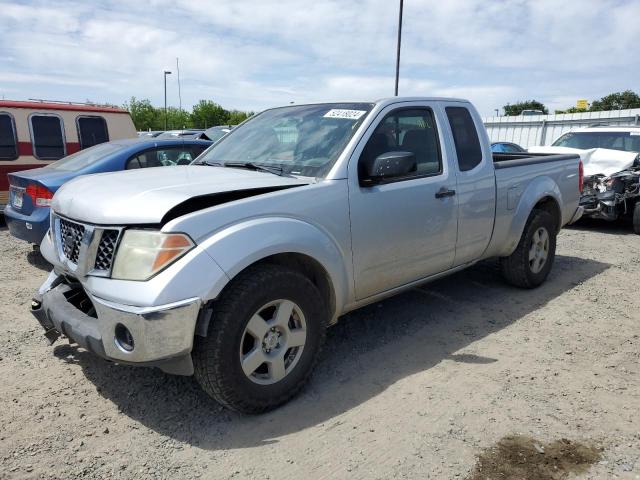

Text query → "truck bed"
[483,151,582,259]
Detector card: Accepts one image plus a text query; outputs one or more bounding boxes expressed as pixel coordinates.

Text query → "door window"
[191,144,208,159]
[77,116,109,149]
[359,108,441,181]
[126,147,196,169]
[445,107,482,171]
[0,113,17,160]
[30,114,65,160]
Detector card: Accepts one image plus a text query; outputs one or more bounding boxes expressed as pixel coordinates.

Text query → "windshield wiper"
[195,160,223,166]
[224,161,287,176]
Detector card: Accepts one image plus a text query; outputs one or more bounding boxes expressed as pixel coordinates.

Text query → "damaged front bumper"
[31,272,201,375]
[580,170,640,221]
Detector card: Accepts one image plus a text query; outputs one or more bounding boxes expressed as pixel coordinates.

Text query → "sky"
[0,0,639,117]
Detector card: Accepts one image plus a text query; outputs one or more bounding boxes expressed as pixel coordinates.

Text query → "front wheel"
[193,264,327,413]
[500,209,557,288]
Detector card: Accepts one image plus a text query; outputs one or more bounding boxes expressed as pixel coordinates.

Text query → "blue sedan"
[5,138,211,244]
[491,141,526,153]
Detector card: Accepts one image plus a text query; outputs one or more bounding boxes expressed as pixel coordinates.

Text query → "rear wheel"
[500,209,557,288]
[633,201,640,235]
[193,264,327,414]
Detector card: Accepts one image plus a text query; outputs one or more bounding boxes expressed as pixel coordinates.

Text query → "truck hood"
[528,146,638,176]
[52,165,310,225]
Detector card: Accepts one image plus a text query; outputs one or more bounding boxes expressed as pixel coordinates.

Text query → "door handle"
[435,188,456,199]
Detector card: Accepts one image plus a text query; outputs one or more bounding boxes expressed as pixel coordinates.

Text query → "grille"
[94,230,120,271]
[59,218,85,264]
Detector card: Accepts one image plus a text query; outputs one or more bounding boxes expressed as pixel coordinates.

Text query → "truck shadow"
[53,254,609,450]
[27,249,52,271]
[567,217,635,236]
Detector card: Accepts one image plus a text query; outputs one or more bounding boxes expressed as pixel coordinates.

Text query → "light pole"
[163,70,172,130]
[394,0,404,96]
[494,109,499,117]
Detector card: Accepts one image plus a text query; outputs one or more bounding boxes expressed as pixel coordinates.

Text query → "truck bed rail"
[493,152,579,169]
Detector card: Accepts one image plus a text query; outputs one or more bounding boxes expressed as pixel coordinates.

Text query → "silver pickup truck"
[32,97,583,413]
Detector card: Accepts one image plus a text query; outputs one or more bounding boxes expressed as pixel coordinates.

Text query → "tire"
[633,201,640,235]
[500,209,557,289]
[193,264,328,414]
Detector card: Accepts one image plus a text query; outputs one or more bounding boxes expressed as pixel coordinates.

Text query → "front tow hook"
[30,297,60,345]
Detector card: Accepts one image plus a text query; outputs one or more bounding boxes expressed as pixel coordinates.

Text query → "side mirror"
[365,151,416,184]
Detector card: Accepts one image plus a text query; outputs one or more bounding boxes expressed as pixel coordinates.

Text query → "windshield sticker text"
[323,109,367,120]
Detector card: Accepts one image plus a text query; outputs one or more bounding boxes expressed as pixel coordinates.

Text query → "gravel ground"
[0,216,638,480]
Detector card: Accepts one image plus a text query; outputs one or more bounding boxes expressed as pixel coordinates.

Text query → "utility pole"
[176,58,182,112]
[394,0,404,96]
[163,70,172,130]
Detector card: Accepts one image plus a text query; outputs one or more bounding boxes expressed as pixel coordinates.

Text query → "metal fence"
[482,108,640,148]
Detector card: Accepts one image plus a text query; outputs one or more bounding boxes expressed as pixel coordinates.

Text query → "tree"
[503,100,548,116]
[590,90,640,111]
[165,107,191,130]
[123,97,253,130]
[554,106,588,114]
[190,100,229,128]
[227,109,253,125]
[124,97,162,131]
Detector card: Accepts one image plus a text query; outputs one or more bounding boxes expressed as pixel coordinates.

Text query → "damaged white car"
[530,126,640,233]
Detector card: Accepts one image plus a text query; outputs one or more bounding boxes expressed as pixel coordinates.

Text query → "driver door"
[348,104,458,300]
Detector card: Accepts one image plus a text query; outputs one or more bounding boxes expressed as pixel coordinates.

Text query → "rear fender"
[199,217,350,316]
[498,176,562,257]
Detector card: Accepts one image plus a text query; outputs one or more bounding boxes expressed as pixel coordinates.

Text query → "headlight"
[111,230,194,281]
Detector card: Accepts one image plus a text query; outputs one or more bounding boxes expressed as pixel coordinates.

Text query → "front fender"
[497,176,562,257]
[199,216,351,313]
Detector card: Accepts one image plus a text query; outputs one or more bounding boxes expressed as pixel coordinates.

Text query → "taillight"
[25,184,53,207]
[578,160,584,194]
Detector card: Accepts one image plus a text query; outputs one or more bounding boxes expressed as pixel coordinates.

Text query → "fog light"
[114,324,134,352]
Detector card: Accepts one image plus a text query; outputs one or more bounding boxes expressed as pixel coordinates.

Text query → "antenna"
[176,57,182,112]
[394,0,404,96]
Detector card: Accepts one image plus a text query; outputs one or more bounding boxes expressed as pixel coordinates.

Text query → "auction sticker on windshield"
[323,109,367,120]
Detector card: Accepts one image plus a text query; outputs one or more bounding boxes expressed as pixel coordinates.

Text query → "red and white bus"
[0,100,137,211]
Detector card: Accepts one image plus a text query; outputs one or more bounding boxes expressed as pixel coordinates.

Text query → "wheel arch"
[533,196,562,233]
[249,252,336,321]
[498,176,563,257]
[198,217,350,324]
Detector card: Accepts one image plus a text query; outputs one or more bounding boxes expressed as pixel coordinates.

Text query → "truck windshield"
[552,131,640,153]
[196,103,373,177]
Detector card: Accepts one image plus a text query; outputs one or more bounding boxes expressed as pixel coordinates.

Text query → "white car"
[529,126,640,232]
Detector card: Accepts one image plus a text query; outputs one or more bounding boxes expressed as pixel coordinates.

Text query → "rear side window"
[77,116,108,149]
[30,115,65,160]
[0,113,18,160]
[126,147,197,169]
[445,107,482,171]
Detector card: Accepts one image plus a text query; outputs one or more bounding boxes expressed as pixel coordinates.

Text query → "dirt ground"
[0,216,638,480]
